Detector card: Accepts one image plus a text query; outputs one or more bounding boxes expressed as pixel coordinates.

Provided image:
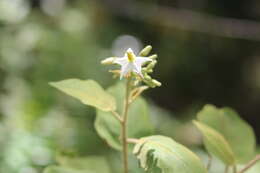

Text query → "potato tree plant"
[45,45,260,173]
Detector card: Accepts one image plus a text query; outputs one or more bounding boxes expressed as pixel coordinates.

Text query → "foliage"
[47,46,259,173]
[196,105,256,163]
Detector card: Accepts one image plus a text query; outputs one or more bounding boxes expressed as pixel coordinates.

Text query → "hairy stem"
[121,78,132,173]
[238,155,260,173]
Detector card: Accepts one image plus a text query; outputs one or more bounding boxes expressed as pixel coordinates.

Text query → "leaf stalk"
[111,111,123,122]
[237,155,260,173]
[127,138,139,144]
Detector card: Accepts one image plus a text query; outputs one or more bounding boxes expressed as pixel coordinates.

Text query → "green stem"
[121,78,132,173]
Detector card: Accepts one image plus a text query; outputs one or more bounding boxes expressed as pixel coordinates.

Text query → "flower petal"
[132,62,143,78]
[135,57,152,66]
[120,63,133,79]
[114,57,128,66]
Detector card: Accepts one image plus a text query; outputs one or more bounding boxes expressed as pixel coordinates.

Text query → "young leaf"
[50,79,116,112]
[133,135,208,173]
[197,104,256,163]
[193,121,235,165]
[95,82,154,150]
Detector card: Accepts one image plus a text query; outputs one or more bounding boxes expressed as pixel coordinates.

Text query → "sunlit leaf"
[193,121,235,165]
[95,82,154,150]
[133,135,208,173]
[197,104,256,163]
[49,79,116,111]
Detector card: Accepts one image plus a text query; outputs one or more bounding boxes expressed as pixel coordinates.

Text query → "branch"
[238,155,260,173]
[102,0,260,41]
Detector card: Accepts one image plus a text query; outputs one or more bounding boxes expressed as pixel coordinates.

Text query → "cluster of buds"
[101,45,161,88]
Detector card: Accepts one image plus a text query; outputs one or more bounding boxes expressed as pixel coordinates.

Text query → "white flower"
[114,48,152,79]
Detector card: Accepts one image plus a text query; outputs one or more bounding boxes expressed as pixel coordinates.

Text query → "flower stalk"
[121,77,132,173]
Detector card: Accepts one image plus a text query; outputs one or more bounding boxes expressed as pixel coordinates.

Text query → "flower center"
[127,51,135,62]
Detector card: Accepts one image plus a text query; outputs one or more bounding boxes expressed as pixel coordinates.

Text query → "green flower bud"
[152,79,161,87]
[144,74,152,80]
[147,69,153,73]
[139,45,152,56]
[149,54,157,59]
[101,57,115,65]
[147,60,157,70]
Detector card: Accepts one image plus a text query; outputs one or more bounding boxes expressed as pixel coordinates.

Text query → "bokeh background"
[0,0,260,173]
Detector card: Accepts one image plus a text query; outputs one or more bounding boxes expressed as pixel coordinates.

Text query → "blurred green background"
[0,0,260,172]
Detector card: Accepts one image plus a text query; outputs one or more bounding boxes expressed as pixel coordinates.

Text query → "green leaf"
[133,135,208,173]
[197,104,256,163]
[193,121,235,165]
[44,156,111,173]
[95,82,154,150]
[50,79,116,111]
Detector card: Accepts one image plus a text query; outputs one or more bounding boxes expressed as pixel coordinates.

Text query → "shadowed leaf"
[197,104,256,163]
[193,121,235,165]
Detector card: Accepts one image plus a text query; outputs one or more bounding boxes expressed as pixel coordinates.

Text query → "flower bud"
[144,80,156,88]
[139,45,152,56]
[152,79,161,87]
[144,74,152,80]
[147,69,153,73]
[149,54,157,59]
[101,57,115,65]
[147,60,157,70]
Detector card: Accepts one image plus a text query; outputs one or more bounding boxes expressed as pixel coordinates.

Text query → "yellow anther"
[127,51,135,62]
